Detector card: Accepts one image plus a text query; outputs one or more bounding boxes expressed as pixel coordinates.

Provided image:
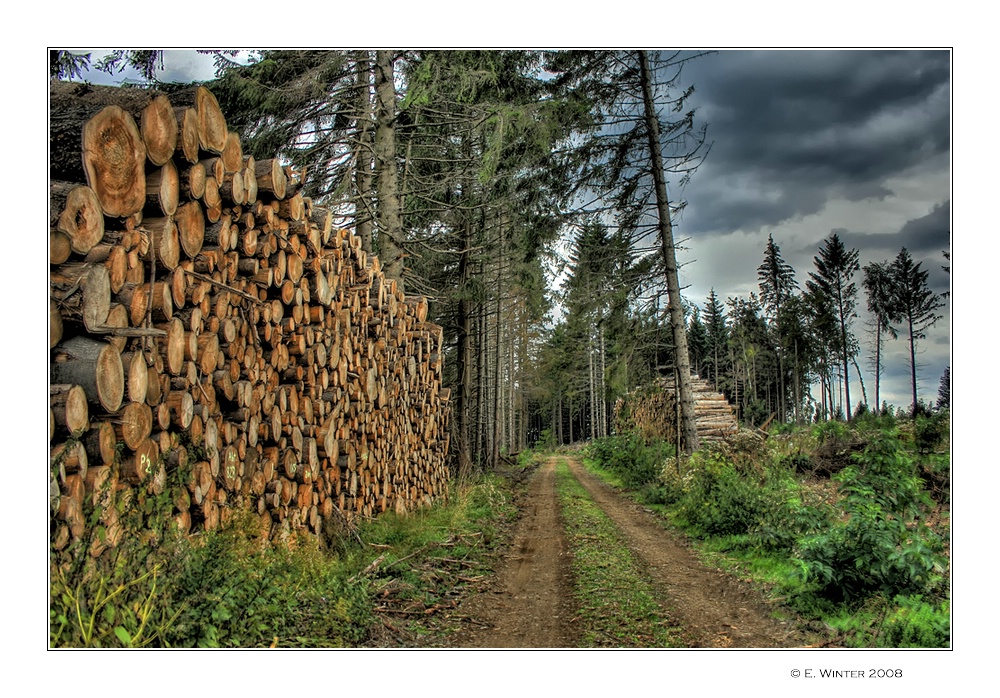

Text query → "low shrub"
[674,450,778,538]
[795,434,947,603]
[587,434,673,488]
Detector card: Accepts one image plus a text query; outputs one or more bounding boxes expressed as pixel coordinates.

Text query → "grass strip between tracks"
[554,457,685,648]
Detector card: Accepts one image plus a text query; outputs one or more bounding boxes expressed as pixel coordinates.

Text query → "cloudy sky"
[68,49,951,411]
[665,49,951,412]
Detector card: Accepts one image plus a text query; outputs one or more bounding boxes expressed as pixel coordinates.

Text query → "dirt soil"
[450,455,821,648]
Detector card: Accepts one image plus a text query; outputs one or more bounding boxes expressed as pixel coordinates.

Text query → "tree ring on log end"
[82,106,146,218]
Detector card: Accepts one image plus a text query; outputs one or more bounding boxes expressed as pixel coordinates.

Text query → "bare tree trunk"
[491,234,503,469]
[455,220,473,477]
[374,50,405,290]
[588,328,596,441]
[353,51,375,254]
[638,51,699,454]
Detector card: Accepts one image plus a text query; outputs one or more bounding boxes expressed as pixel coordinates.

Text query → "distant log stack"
[614,375,738,446]
[49,80,451,552]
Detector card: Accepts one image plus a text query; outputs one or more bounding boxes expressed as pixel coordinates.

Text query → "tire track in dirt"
[566,456,816,648]
[450,458,577,648]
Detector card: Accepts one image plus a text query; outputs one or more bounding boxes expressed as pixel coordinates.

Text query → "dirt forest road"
[452,455,817,649]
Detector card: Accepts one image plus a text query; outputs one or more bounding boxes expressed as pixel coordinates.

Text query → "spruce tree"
[862,260,898,411]
[757,234,799,421]
[889,247,944,413]
[806,233,860,420]
[703,289,728,392]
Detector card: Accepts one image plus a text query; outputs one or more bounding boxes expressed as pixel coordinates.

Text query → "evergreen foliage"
[805,233,861,421]
[889,248,945,413]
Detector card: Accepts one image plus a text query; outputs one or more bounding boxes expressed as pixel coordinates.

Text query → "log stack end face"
[81,106,147,218]
[51,83,452,552]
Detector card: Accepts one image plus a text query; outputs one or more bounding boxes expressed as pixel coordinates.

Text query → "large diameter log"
[50,182,105,255]
[52,336,124,412]
[82,105,147,218]
[140,94,178,167]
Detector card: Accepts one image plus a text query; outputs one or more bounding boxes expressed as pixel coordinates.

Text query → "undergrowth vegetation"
[584,408,950,648]
[50,472,519,648]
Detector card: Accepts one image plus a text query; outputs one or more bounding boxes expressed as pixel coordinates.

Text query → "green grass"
[51,474,519,648]
[580,433,950,648]
[554,457,684,647]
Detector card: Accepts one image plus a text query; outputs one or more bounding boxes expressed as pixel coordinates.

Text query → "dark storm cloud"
[820,201,951,294]
[835,200,950,254]
[679,49,951,236]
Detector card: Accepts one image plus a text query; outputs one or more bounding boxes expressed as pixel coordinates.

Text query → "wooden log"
[50,262,111,333]
[112,401,154,451]
[82,105,147,218]
[51,182,105,255]
[51,230,73,265]
[121,351,149,404]
[165,390,194,430]
[50,384,89,437]
[141,216,180,270]
[221,131,243,174]
[81,420,117,466]
[51,336,124,413]
[175,200,205,259]
[122,437,159,486]
[254,159,287,200]
[50,298,64,349]
[174,107,200,164]
[180,162,207,200]
[145,159,179,216]
[139,94,179,167]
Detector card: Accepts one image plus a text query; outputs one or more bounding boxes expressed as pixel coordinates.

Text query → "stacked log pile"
[49,81,451,553]
[613,375,738,446]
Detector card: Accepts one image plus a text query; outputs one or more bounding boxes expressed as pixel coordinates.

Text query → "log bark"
[254,159,287,200]
[52,336,124,413]
[51,263,111,333]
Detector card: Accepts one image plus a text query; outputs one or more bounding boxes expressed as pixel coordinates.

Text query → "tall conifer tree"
[806,233,860,420]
